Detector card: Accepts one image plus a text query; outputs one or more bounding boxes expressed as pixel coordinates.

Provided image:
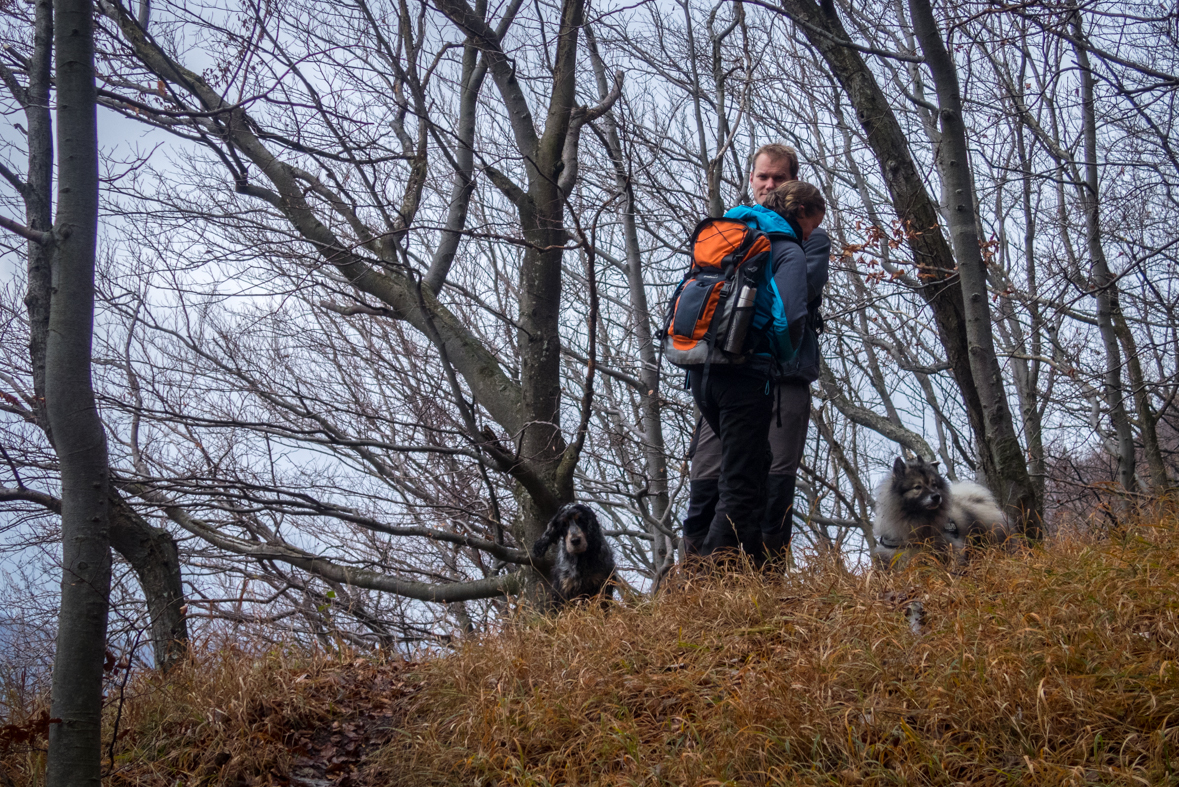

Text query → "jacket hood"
[724,204,799,238]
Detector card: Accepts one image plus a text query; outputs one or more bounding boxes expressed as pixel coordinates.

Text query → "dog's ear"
[580,506,601,534]
[532,515,561,558]
[893,456,907,475]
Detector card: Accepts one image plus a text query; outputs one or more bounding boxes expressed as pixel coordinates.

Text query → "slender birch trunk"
[45,0,111,783]
[585,26,674,574]
[1072,9,1168,494]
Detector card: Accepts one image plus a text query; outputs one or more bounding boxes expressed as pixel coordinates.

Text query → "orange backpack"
[661,217,774,368]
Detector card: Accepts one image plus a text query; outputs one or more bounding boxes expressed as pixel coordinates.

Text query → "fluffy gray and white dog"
[872,457,1009,567]
[532,503,616,608]
[942,480,1010,558]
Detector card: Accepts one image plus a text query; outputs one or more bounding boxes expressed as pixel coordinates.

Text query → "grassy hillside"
[5,521,1179,786]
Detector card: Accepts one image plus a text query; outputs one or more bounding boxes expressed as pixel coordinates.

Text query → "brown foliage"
[379,524,1179,786]
[0,712,59,754]
[8,520,1179,785]
[103,648,416,786]
[0,646,417,786]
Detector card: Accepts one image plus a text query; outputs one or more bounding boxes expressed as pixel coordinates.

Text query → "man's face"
[749,154,795,205]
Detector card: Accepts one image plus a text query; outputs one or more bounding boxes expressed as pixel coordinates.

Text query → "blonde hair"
[751,144,800,180]
[762,180,825,222]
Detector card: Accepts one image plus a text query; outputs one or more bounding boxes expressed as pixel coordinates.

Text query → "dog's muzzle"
[565,525,588,555]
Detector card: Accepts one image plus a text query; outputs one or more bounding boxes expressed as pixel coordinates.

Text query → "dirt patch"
[285,661,415,786]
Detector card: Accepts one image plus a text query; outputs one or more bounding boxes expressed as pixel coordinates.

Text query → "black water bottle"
[723,283,757,354]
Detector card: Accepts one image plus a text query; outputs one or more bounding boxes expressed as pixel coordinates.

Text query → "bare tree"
[43,0,109,782]
[764,0,1042,534]
[0,0,187,671]
[907,0,1041,530]
[82,0,634,607]
[5,0,1178,643]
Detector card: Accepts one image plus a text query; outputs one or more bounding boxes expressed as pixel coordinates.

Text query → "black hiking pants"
[688,369,773,561]
[684,382,810,561]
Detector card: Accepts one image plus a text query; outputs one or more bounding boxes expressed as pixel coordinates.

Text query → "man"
[682,144,831,562]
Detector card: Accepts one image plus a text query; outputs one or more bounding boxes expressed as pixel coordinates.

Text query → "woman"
[687,180,826,562]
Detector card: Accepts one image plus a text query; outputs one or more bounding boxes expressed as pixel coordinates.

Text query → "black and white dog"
[872,457,1009,567]
[532,503,616,607]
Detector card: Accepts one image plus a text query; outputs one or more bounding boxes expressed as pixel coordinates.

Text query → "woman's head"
[763,181,826,239]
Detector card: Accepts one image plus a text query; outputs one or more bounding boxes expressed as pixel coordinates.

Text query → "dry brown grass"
[377,522,1179,786]
[1,645,416,786]
[107,645,418,786]
[6,518,1179,786]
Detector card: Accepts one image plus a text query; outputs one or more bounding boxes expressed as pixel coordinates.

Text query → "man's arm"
[772,238,811,348]
[802,226,831,304]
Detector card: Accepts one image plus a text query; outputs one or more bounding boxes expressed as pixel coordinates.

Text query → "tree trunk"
[108,492,188,670]
[1015,113,1047,500]
[1111,311,1170,492]
[706,2,744,219]
[681,0,722,218]
[12,0,189,671]
[424,0,490,294]
[24,0,54,432]
[45,0,110,783]
[432,0,585,593]
[774,0,1038,528]
[513,0,584,534]
[908,0,1042,535]
[1071,9,1165,493]
[15,0,188,669]
[586,25,674,574]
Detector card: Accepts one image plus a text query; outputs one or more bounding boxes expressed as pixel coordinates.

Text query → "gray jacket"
[774,226,830,383]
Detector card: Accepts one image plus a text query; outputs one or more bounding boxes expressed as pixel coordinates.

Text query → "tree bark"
[908,0,1041,535]
[514,0,583,553]
[24,0,54,433]
[1015,110,1047,500]
[585,25,674,574]
[705,2,744,219]
[108,492,187,670]
[1111,310,1170,492]
[1071,10,1134,492]
[431,0,585,548]
[680,0,721,218]
[45,0,110,783]
[424,21,483,295]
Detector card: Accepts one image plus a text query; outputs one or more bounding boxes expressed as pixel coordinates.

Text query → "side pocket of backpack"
[663,273,731,367]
